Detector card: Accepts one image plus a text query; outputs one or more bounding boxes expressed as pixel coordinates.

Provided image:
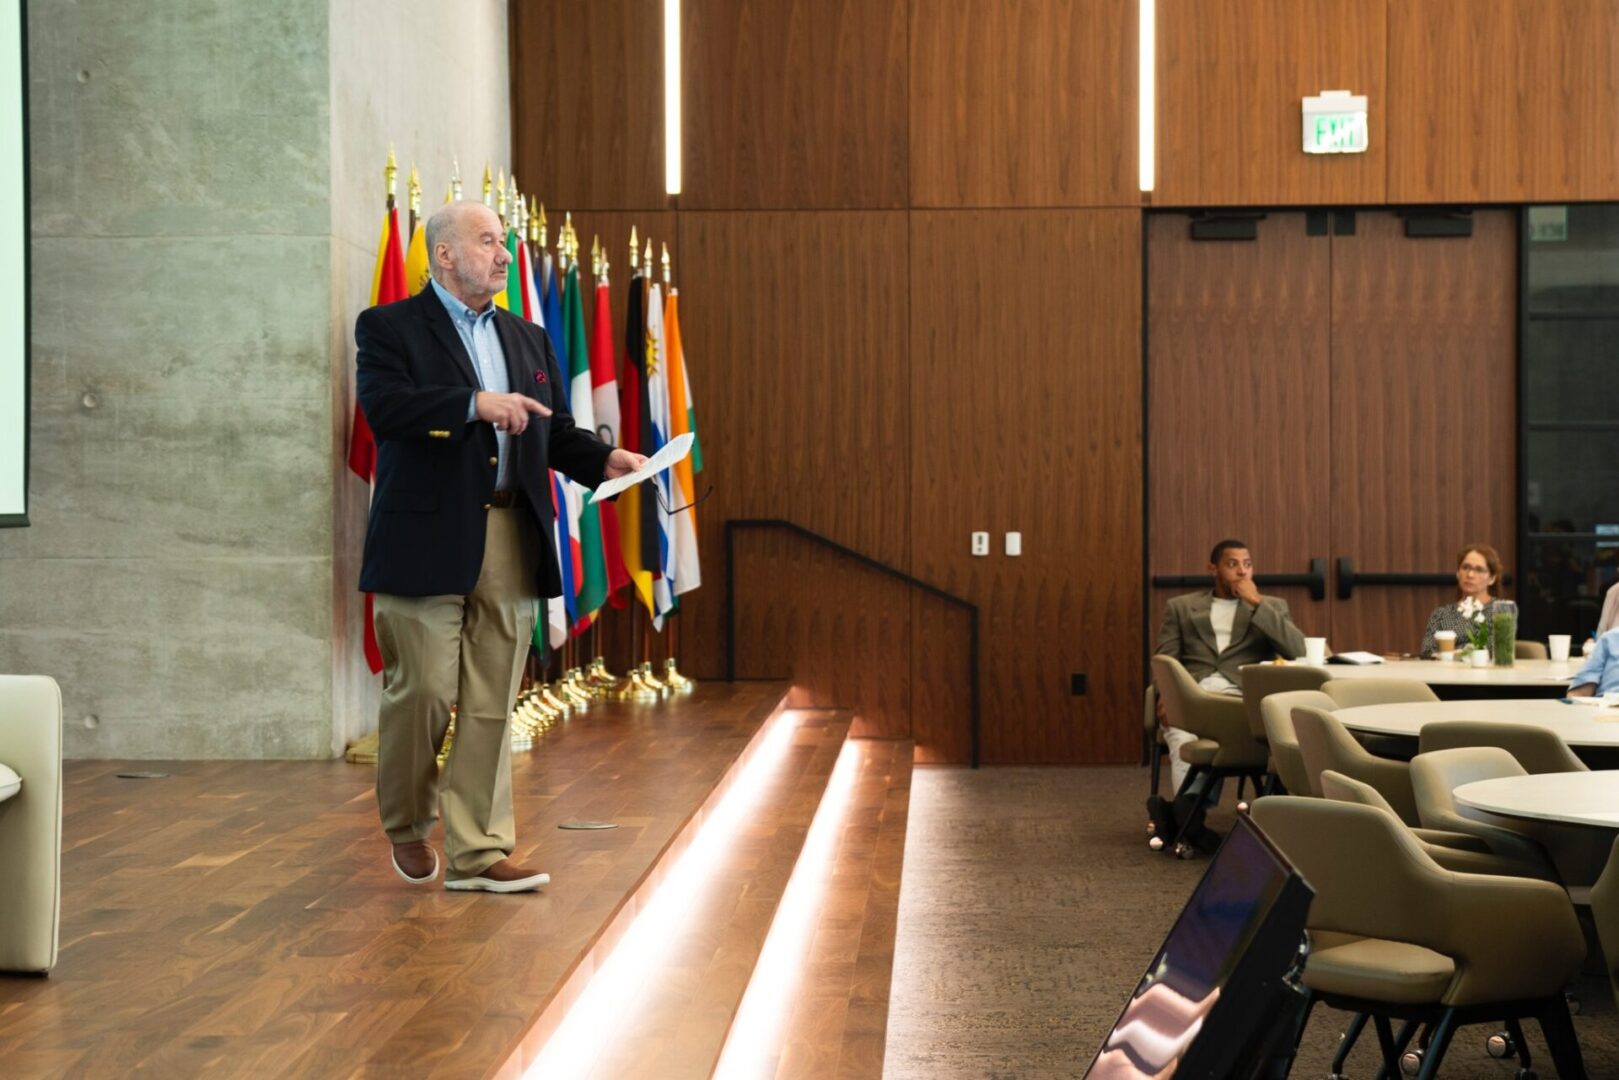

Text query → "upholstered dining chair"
[1251,796,1588,1080]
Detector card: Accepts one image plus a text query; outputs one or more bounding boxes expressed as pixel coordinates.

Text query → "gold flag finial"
[407,164,421,217]
[507,174,520,225]
[384,146,398,200]
[481,161,493,206]
[661,242,671,285]
[495,167,508,219]
[538,203,548,249]
[643,239,652,271]
[563,212,575,265]
[591,235,601,278]
[514,188,526,236]
[630,227,640,272]
[450,157,463,201]
[525,197,538,243]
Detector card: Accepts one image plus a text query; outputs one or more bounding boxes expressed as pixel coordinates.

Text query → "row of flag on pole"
[347,154,704,673]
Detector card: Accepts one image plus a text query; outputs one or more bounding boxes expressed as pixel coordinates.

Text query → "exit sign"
[1302,91,1369,154]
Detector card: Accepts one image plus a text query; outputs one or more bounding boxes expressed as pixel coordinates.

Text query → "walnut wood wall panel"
[909,0,1138,208]
[680,0,909,209]
[1147,213,1334,642]
[671,212,913,739]
[1387,0,1619,203]
[1327,211,1517,652]
[1156,0,1387,207]
[911,210,1142,765]
[509,1,667,211]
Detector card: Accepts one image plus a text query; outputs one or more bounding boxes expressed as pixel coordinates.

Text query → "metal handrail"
[724,518,980,768]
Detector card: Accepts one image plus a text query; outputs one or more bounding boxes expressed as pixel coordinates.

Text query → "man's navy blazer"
[355,286,612,598]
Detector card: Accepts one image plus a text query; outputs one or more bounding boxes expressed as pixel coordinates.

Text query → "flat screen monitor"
[1085,814,1314,1079]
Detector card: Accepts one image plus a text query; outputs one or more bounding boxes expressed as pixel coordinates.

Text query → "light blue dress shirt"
[431,277,513,490]
[1571,628,1619,696]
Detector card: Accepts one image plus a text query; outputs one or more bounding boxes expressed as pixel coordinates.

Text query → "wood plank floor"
[732,737,914,1080]
[580,711,854,1080]
[0,681,791,1079]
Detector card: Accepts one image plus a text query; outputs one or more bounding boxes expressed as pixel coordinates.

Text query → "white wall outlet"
[971,531,990,556]
[1005,531,1022,557]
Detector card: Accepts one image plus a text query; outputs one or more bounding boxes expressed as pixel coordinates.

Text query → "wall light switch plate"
[971,531,989,556]
[1005,531,1022,557]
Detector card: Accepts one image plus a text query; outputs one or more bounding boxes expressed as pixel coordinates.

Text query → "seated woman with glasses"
[1420,543,1508,658]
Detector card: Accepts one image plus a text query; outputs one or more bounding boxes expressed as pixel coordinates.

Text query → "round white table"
[1335,699,1619,750]
[1310,657,1585,687]
[1454,771,1619,829]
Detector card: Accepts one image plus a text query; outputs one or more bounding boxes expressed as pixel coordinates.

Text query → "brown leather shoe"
[391,840,439,885]
[445,858,550,893]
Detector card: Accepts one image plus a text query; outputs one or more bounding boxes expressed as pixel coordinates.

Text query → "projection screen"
[0,1,26,526]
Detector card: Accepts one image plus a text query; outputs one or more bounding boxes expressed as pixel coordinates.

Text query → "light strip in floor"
[523,708,801,1078]
[712,738,863,1079]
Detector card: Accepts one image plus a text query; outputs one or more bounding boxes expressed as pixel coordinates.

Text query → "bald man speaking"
[356,200,645,893]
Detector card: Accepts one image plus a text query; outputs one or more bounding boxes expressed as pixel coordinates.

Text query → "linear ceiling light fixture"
[665,0,682,195]
[1139,0,1156,192]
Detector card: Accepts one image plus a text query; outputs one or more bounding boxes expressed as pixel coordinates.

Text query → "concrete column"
[2,0,509,758]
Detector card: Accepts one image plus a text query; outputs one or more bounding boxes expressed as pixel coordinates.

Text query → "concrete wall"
[3,0,509,758]
[327,0,509,753]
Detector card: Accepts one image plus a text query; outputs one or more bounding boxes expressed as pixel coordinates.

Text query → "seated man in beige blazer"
[1155,538,1307,792]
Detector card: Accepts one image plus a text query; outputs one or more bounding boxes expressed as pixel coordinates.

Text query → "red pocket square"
[535,370,547,384]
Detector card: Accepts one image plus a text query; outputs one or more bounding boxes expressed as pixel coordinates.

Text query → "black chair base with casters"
[1300,993,1585,1080]
[1145,760,1270,859]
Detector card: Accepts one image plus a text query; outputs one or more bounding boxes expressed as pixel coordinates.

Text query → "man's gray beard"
[450,261,495,305]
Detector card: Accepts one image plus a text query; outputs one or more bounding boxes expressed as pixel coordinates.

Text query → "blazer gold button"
[488,456,498,466]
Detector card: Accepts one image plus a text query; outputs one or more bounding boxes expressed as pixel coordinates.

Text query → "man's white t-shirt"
[1199,597,1242,695]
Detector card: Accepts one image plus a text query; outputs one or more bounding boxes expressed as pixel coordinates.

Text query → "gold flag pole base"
[662,658,695,693]
[628,660,660,702]
[344,731,380,765]
[607,666,660,701]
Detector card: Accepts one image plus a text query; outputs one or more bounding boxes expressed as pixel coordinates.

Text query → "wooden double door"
[1147,210,1517,654]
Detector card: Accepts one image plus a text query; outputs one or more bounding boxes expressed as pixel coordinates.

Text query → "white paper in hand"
[589,432,695,505]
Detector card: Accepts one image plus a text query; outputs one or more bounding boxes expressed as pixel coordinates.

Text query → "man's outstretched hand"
[476,391,551,435]
[605,448,649,480]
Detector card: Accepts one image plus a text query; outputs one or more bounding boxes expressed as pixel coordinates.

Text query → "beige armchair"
[1321,677,1439,708]
[1407,747,1559,879]
[0,675,63,974]
[1238,662,1329,760]
[1417,719,1589,775]
[1591,836,1619,1011]
[1258,689,1336,797]
[1292,704,1421,825]
[1250,796,1588,1078]
[1150,656,1267,775]
[1149,656,1269,856]
[1319,769,1555,881]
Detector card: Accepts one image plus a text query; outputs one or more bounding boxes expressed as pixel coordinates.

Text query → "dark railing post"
[724,518,981,768]
[725,520,737,682]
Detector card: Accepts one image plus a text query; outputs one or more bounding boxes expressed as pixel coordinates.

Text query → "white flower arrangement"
[1456,596,1491,651]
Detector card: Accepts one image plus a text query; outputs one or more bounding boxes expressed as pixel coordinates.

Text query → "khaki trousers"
[373,508,537,877]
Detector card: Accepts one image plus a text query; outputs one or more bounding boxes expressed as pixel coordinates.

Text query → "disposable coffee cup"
[1434,630,1457,660]
[1548,634,1572,662]
[1304,637,1327,666]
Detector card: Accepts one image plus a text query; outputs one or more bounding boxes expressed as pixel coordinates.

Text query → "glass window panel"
[1523,317,1619,425]
[1526,204,1619,313]
[1519,536,1614,643]
[1525,430,1619,535]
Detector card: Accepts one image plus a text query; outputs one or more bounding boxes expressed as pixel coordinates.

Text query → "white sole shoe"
[391,846,439,885]
[445,870,550,893]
